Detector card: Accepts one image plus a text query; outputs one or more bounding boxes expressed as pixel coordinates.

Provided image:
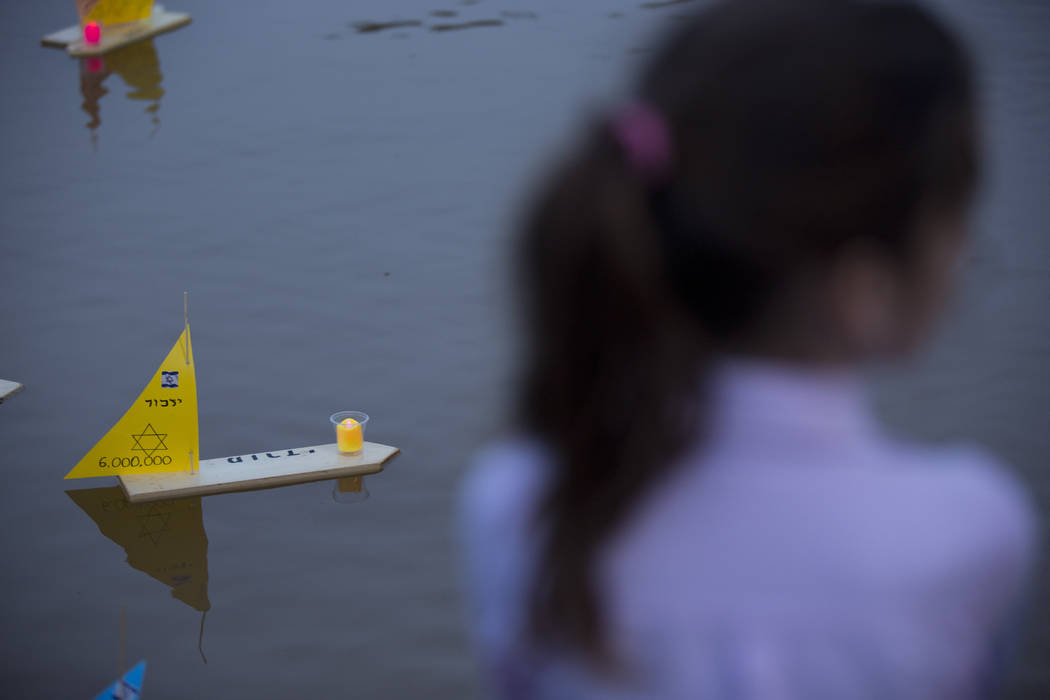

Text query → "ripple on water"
[641,0,695,9]
[349,20,423,34]
[431,19,504,32]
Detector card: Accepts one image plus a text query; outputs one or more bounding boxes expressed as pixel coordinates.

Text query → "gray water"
[0,1,1047,697]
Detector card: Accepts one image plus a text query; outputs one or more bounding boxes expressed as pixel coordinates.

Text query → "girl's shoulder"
[882,439,1039,578]
[896,441,1033,526]
[458,436,553,651]
[460,435,553,532]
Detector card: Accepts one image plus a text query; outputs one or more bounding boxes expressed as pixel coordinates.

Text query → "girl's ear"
[831,213,970,360]
[830,245,905,358]
[896,211,971,352]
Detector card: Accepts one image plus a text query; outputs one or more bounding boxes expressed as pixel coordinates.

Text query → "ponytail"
[517,117,708,663]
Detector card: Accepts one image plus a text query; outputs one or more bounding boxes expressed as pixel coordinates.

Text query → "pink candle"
[84,21,101,45]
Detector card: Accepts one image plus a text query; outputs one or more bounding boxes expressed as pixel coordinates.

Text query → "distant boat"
[93,660,146,700]
[41,2,192,58]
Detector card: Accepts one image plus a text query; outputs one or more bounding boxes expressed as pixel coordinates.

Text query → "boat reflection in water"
[78,38,165,145]
[66,486,210,661]
[67,476,370,658]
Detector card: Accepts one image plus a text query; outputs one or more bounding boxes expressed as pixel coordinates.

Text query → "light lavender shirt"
[460,362,1037,700]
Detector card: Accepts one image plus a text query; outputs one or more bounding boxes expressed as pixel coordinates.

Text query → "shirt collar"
[704,357,876,448]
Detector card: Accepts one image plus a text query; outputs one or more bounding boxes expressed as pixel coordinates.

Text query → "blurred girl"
[460,1,1037,698]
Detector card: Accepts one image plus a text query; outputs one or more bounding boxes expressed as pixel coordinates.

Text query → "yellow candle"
[336,417,363,453]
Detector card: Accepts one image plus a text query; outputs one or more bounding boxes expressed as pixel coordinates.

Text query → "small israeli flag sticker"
[160,371,179,388]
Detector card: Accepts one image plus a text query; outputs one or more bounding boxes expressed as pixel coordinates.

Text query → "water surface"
[1,1,1047,697]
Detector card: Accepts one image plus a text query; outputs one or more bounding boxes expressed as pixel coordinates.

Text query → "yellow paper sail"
[77,0,154,27]
[67,486,210,612]
[65,328,198,479]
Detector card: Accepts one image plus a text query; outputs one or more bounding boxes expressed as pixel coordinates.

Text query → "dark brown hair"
[515,0,978,664]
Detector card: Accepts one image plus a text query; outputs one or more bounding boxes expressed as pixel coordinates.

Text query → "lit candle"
[336,417,363,454]
[84,21,101,44]
[330,410,369,455]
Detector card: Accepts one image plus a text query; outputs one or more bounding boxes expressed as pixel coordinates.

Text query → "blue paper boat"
[93,660,146,700]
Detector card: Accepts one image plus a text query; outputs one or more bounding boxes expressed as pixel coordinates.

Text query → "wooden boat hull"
[0,379,23,403]
[120,441,399,503]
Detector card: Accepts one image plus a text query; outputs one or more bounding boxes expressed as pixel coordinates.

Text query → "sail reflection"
[78,38,165,144]
[67,487,210,660]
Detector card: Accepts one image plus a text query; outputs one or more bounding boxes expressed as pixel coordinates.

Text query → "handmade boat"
[65,295,399,503]
[41,2,191,58]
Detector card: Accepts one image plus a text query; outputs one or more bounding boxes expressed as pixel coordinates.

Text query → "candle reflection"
[332,476,371,504]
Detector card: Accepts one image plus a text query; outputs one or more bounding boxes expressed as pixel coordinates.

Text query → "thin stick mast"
[184,291,190,365]
[185,292,194,473]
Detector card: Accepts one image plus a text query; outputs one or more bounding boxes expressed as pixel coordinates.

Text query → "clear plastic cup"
[330,411,369,455]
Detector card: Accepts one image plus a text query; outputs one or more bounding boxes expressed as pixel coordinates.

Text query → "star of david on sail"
[130,424,169,458]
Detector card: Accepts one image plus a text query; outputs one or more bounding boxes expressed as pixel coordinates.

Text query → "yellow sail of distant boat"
[65,327,198,478]
[77,0,154,27]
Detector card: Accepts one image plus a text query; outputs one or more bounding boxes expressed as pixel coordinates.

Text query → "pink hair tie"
[611,102,672,181]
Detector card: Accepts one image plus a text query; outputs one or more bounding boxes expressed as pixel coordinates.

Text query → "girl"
[460,1,1037,698]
